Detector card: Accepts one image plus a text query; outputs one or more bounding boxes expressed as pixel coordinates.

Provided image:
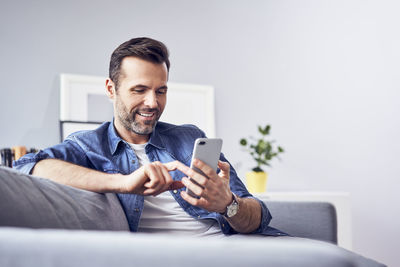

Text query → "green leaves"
[240,124,284,172]
[258,125,271,136]
[239,138,247,146]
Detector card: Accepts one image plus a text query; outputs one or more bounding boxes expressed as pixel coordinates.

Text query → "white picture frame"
[60,73,216,138]
[60,121,103,141]
[161,82,216,137]
[60,73,112,122]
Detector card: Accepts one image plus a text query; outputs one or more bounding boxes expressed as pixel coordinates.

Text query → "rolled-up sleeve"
[13,140,88,174]
[217,153,287,236]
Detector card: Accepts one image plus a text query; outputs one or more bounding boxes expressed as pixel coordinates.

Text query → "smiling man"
[108,55,168,144]
[14,37,283,236]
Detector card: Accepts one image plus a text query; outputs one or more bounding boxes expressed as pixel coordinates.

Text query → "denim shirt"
[14,121,284,236]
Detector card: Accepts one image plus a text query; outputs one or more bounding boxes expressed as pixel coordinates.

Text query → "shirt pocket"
[180,151,193,166]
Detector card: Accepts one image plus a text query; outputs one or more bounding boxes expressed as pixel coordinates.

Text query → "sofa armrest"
[264,200,338,244]
[0,166,129,231]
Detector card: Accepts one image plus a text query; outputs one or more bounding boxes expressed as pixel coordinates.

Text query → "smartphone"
[186,138,223,198]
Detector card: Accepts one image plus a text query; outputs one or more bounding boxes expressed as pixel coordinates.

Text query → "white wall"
[1,0,398,265]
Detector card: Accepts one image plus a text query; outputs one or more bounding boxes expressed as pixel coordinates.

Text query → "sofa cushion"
[0,227,385,267]
[0,166,129,231]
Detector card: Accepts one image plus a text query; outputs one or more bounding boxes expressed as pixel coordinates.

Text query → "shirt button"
[131,160,135,164]
[173,190,178,194]
[135,208,140,212]
[222,224,225,227]
[197,215,201,219]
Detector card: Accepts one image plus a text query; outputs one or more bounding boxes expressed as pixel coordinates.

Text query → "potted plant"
[240,125,284,193]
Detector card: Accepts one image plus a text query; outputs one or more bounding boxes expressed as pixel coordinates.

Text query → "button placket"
[126,143,139,172]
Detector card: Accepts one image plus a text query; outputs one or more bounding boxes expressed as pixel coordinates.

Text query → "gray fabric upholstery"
[0,166,129,231]
[0,166,386,266]
[266,200,338,244]
[0,227,385,267]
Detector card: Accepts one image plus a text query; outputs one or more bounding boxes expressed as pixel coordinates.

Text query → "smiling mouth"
[136,110,159,120]
[138,112,154,117]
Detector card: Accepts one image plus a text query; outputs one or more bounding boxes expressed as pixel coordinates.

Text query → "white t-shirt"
[129,142,223,237]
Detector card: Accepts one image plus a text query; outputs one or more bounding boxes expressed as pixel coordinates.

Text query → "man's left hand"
[180,159,233,213]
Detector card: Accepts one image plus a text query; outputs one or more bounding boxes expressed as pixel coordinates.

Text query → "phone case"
[186,138,223,198]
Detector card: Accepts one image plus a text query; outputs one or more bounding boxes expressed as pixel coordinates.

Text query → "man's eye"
[157,89,167,95]
[133,89,145,93]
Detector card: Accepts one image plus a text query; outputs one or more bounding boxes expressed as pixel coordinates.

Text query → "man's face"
[107,57,168,142]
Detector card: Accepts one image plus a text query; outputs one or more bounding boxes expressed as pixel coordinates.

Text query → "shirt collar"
[108,120,166,155]
[148,122,166,150]
[108,120,124,155]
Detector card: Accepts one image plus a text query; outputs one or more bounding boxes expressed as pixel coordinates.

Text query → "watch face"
[227,202,239,217]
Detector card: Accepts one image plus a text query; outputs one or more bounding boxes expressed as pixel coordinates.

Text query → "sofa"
[0,166,385,267]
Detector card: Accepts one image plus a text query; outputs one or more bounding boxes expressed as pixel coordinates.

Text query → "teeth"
[139,113,153,117]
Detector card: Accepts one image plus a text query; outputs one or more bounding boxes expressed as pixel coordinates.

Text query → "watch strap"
[220,193,239,217]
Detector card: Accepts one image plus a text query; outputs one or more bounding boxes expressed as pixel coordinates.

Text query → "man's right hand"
[32,159,185,196]
[120,161,184,196]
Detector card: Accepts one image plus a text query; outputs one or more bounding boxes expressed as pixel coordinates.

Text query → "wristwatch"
[221,193,239,218]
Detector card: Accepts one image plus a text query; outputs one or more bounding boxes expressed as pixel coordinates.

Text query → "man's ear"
[106,78,116,99]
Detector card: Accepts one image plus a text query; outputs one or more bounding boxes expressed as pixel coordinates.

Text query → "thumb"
[218,161,230,180]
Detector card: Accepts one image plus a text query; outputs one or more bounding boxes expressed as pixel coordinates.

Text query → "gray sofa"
[0,166,385,267]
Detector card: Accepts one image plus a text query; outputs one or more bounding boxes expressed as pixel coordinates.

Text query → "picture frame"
[60,73,113,122]
[59,73,216,139]
[161,82,216,137]
[60,121,103,141]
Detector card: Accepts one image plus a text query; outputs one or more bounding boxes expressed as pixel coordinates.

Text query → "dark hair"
[109,37,170,88]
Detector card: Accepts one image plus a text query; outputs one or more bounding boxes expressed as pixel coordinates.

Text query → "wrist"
[219,193,240,218]
[217,193,233,214]
[109,173,128,193]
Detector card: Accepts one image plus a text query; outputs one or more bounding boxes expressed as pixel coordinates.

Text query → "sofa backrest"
[0,166,338,244]
[265,200,338,244]
[0,166,129,231]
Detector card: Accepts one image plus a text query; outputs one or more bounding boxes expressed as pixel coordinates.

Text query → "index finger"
[164,160,191,174]
[164,160,207,185]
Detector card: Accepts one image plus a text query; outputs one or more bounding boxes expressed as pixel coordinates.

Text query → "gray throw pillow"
[0,166,129,231]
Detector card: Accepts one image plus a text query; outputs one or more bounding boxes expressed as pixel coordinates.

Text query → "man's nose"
[143,91,158,108]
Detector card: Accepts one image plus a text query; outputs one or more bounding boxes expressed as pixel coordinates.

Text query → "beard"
[115,97,161,136]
